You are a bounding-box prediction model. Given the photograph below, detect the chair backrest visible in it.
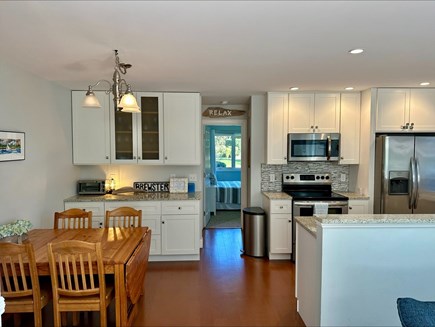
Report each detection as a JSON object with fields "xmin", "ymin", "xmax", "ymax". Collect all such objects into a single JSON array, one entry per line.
[
  {"xmin": 47, "ymin": 240, "xmax": 105, "ymax": 299},
  {"xmin": 54, "ymin": 208, "xmax": 92, "ymax": 229},
  {"xmin": 105, "ymin": 206, "xmax": 142, "ymax": 228},
  {"xmin": 0, "ymin": 243, "xmax": 40, "ymax": 301}
]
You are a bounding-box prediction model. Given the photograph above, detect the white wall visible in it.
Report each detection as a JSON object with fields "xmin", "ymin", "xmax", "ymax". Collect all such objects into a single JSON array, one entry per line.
[
  {"xmin": 249, "ymin": 95, "xmax": 266, "ymax": 206},
  {"xmin": 0, "ymin": 60, "xmax": 79, "ymax": 228}
]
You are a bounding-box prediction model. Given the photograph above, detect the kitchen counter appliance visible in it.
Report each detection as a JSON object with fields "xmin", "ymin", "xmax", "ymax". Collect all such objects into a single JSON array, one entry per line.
[
  {"xmin": 77, "ymin": 180, "xmax": 106, "ymax": 195},
  {"xmin": 282, "ymin": 173, "xmax": 349, "ymax": 261}
]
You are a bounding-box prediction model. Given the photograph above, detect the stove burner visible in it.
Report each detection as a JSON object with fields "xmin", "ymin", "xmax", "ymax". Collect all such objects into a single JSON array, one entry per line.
[{"xmin": 282, "ymin": 173, "xmax": 349, "ymax": 201}]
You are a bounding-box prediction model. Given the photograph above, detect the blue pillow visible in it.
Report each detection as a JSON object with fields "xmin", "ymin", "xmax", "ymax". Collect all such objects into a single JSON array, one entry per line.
[{"xmin": 397, "ymin": 297, "xmax": 435, "ymax": 327}]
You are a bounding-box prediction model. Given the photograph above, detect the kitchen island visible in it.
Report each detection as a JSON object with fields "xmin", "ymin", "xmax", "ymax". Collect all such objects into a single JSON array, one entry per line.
[{"xmin": 296, "ymin": 214, "xmax": 435, "ymax": 327}]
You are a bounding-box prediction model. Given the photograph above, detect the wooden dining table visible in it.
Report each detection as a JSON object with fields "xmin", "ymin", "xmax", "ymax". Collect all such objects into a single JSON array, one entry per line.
[{"xmin": 24, "ymin": 227, "xmax": 151, "ymax": 327}]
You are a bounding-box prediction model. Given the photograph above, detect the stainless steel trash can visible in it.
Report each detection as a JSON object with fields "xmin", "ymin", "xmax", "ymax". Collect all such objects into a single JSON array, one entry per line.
[{"xmin": 242, "ymin": 207, "xmax": 266, "ymax": 257}]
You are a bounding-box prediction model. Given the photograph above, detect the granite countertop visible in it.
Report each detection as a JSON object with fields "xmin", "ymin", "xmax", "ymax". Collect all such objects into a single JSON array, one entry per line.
[
  {"xmin": 296, "ymin": 214, "xmax": 435, "ymax": 238},
  {"xmin": 65, "ymin": 192, "xmax": 202, "ymax": 202},
  {"xmin": 262, "ymin": 192, "xmax": 292, "ymax": 200},
  {"xmin": 335, "ymin": 192, "xmax": 370, "ymax": 200}
]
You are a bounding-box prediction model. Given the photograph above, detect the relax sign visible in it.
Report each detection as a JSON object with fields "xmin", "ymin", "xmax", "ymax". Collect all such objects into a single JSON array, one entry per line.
[{"xmin": 202, "ymin": 107, "xmax": 245, "ymax": 118}]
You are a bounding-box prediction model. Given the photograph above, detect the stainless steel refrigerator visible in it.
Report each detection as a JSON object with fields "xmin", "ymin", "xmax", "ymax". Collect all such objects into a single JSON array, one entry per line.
[{"xmin": 374, "ymin": 134, "xmax": 435, "ymax": 214}]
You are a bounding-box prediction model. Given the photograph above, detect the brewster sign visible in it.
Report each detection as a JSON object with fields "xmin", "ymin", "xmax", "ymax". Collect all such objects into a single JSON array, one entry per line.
[{"xmin": 202, "ymin": 107, "xmax": 245, "ymax": 118}]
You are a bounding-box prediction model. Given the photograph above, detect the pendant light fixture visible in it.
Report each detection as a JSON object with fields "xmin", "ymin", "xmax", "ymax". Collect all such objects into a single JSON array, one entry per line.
[{"xmin": 82, "ymin": 50, "xmax": 141, "ymax": 113}]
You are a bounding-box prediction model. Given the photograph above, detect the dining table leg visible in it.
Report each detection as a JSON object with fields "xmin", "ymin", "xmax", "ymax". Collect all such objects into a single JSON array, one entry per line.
[{"xmin": 114, "ymin": 264, "xmax": 127, "ymax": 326}]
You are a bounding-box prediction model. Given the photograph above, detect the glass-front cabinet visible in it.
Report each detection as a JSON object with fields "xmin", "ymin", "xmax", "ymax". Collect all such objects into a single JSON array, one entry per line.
[{"xmin": 111, "ymin": 92, "xmax": 163, "ymax": 164}]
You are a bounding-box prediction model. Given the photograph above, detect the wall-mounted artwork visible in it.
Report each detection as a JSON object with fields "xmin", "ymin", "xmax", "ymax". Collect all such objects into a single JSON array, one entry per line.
[{"xmin": 0, "ymin": 131, "xmax": 25, "ymax": 162}]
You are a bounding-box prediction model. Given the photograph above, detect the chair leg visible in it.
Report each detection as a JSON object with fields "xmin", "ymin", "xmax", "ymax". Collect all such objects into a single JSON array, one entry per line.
[
  {"xmin": 34, "ymin": 310, "xmax": 43, "ymax": 327},
  {"xmin": 61, "ymin": 312, "xmax": 67, "ymax": 326},
  {"xmin": 54, "ymin": 310, "xmax": 62, "ymax": 327},
  {"xmin": 13, "ymin": 314, "xmax": 21, "ymax": 327},
  {"xmin": 100, "ymin": 308, "xmax": 107, "ymax": 327}
]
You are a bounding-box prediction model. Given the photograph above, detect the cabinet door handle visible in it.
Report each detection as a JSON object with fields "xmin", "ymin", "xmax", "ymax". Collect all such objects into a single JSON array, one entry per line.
[
  {"xmin": 288, "ymin": 220, "xmax": 291, "ymax": 222},
  {"xmin": 315, "ymin": 126, "xmax": 318, "ymax": 129},
  {"xmin": 178, "ymin": 207, "xmax": 182, "ymax": 210},
  {"xmin": 409, "ymin": 122, "xmax": 414, "ymax": 130},
  {"xmin": 138, "ymin": 156, "xmax": 141, "ymax": 160},
  {"xmin": 349, "ymin": 207, "xmax": 353, "ymax": 210},
  {"xmin": 105, "ymin": 156, "xmax": 109, "ymax": 159},
  {"xmin": 165, "ymin": 156, "xmax": 168, "ymax": 160},
  {"xmin": 310, "ymin": 125, "xmax": 314, "ymax": 129},
  {"xmin": 279, "ymin": 206, "xmax": 283, "ymax": 209},
  {"xmin": 162, "ymin": 221, "xmax": 165, "ymax": 224},
  {"xmin": 133, "ymin": 156, "xmax": 136, "ymax": 159},
  {"xmin": 340, "ymin": 156, "xmax": 344, "ymax": 160}
]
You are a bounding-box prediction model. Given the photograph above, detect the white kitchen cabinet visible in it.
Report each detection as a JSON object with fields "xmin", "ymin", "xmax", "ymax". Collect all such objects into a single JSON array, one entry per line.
[
  {"xmin": 161, "ymin": 201, "xmax": 200, "ymax": 255},
  {"xmin": 288, "ymin": 93, "xmax": 340, "ymax": 133},
  {"xmin": 105, "ymin": 201, "xmax": 162, "ymax": 254},
  {"xmin": 376, "ymin": 88, "xmax": 435, "ymax": 132},
  {"xmin": 266, "ymin": 92, "xmax": 289, "ymax": 164},
  {"xmin": 262, "ymin": 196, "xmax": 292, "ymax": 260},
  {"xmin": 339, "ymin": 93, "xmax": 361, "ymax": 165},
  {"xmin": 71, "ymin": 91, "xmax": 111, "ymax": 165},
  {"xmin": 348, "ymin": 199, "xmax": 369, "ymax": 214},
  {"xmin": 111, "ymin": 92, "xmax": 164, "ymax": 164},
  {"xmin": 163, "ymin": 93, "xmax": 201, "ymax": 165},
  {"xmin": 64, "ymin": 201, "xmax": 105, "ymax": 228}
]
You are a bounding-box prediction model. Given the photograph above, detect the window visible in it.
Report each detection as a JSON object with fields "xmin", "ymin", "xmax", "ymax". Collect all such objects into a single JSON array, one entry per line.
[{"xmin": 215, "ymin": 133, "xmax": 241, "ymax": 169}]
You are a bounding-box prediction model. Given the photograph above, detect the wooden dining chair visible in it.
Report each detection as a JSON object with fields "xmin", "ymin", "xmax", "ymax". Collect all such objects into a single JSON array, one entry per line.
[
  {"xmin": 47, "ymin": 240, "xmax": 114, "ymax": 327},
  {"xmin": 54, "ymin": 208, "xmax": 93, "ymax": 229},
  {"xmin": 0, "ymin": 242, "xmax": 51, "ymax": 327},
  {"xmin": 105, "ymin": 206, "xmax": 142, "ymax": 228}
]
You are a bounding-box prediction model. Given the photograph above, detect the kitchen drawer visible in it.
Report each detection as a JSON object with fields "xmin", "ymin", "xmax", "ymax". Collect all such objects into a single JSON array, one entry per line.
[
  {"xmin": 64, "ymin": 201, "xmax": 105, "ymax": 217},
  {"xmin": 142, "ymin": 216, "xmax": 161, "ymax": 234},
  {"xmin": 270, "ymin": 201, "xmax": 292, "ymax": 214},
  {"xmin": 105, "ymin": 201, "xmax": 161, "ymax": 215},
  {"xmin": 162, "ymin": 201, "xmax": 199, "ymax": 215}
]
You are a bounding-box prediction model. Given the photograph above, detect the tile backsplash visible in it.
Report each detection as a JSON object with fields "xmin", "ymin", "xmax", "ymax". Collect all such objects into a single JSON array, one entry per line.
[{"xmin": 261, "ymin": 162, "xmax": 350, "ymax": 192}]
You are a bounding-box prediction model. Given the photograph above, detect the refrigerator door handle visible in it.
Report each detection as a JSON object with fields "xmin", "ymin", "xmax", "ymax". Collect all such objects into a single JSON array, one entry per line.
[
  {"xmin": 409, "ymin": 157, "xmax": 415, "ymax": 210},
  {"xmin": 414, "ymin": 158, "xmax": 420, "ymax": 209}
]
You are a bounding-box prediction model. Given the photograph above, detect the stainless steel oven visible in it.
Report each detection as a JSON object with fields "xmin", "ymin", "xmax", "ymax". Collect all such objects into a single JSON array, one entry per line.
[
  {"xmin": 293, "ymin": 200, "xmax": 348, "ymax": 216},
  {"xmin": 282, "ymin": 173, "xmax": 349, "ymax": 262}
]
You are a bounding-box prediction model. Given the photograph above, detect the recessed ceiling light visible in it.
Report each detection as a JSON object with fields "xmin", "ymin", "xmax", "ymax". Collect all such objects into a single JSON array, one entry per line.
[
  {"xmin": 420, "ymin": 82, "xmax": 430, "ymax": 86},
  {"xmin": 349, "ymin": 48, "xmax": 364, "ymax": 54},
  {"xmin": 345, "ymin": 87, "xmax": 354, "ymax": 90},
  {"xmin": 289, "ymin": 87, "xmax": 299, "ymax": 91}
]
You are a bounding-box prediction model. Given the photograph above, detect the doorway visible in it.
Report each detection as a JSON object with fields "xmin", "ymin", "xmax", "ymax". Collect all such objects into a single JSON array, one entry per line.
[{"xmin": 203, "ymin": 120, "xmax": 247, "ymax": 229}]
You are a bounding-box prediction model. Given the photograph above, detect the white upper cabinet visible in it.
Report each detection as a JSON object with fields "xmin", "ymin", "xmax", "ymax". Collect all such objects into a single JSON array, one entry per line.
[
  {"xmin": 163, "ymin": 93, "xmax": 201, "ymax": 165},
  {"xmin": 376, "ymin": 88, "xmax": 435, "ymax": 132},
  {"xmin": 409, "ymin": 89, "xmax": 435, "ymax": 132},
  {"xmin": 266, "ymin": 92, "xmax": 289, "ymax": 164},
  {"xmin": 288, "ymin": 93, "xmax": 314, "ymax": 133},
  {"xmin": 288, "ymin": 93, "xmax": 340, "ymax": 133},
  {"xmin": 111, "ymin": 92, "xmax": 164, "ymax": 164},
  {"xmin": 340, "ymin": 93, "xmax": 361, "ymax": 165},
  {"xmin": 136, "ymin": 92, "xmax": 164, "ymax": 164},
  {"xmin": 72, "ymin": 91, "xmax": 111, "ymax": 165}
]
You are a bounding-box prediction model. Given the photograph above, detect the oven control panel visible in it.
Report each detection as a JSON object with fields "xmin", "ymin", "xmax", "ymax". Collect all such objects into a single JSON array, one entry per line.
[{"xmin": 283, "ymin": 173, "xmax": 331, "ymax": 184}]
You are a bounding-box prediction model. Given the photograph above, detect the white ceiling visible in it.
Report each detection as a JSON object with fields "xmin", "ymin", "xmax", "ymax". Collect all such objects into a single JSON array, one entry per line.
[{"xmin": 1, "ymin": 1, "xmax": 435, "ymax": 105}]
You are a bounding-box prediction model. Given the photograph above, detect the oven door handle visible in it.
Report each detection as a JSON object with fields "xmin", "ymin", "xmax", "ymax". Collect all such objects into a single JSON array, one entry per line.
[{"xmin": 293, "ymin": 201, "xmax": 348, "ymax": 207}]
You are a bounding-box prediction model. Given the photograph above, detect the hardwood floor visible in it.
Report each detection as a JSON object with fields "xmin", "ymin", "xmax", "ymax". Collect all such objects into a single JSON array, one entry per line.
[
  {"xmin": 136, "ymin": 228, "xmax": 305, "ymax": 326},
  {"xmin": 3, "ymin": 228, "xmax": 304, "ymax": 326}
]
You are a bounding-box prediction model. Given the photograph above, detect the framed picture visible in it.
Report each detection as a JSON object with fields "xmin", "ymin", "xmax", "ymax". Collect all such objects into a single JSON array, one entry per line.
[
  {"xmin": 169, "ymin": 177, "xmax": 188, "ymax": 193},
  {"xmin": 0, "ymin": 131, "xmax": 25, "ymax": 162}
]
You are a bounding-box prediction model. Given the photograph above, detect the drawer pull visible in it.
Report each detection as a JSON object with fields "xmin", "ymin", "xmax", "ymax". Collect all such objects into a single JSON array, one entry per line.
[
  {"xmin": 279, "ymin": 206, "xmax": 283, "ymax": 209},
  {"xmin": 178, "ymin": 207, "xmax": 182, "ymax": 210}
]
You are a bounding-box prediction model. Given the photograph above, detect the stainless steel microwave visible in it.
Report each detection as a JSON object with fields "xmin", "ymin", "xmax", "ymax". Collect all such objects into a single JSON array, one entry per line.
[
  {"xmin": 77, "ymin": 180, "xmax": 106, "ymax": 195},
  {"xmin": 287, "ymin": 133, "xmax": 340, "ymax": 162}
]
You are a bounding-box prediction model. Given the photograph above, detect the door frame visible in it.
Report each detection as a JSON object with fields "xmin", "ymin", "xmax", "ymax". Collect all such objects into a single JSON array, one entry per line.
[{"xmin": 201, "ymin": 118, "xmax": 248, "ymax": 229}]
